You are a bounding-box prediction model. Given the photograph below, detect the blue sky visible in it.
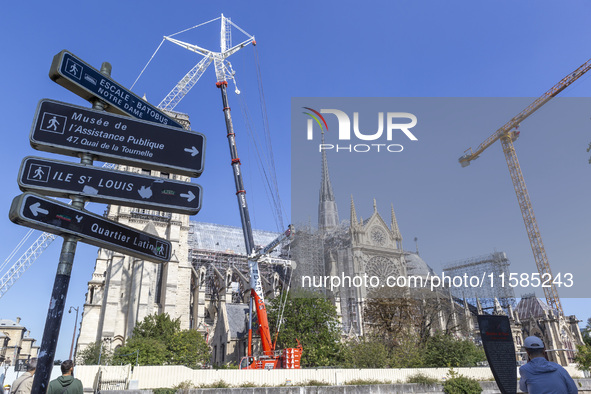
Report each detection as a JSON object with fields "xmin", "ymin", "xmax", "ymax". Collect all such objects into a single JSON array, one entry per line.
[{"xmin": 1, "ymin": 1, "xmax": 590, "ymax": 360}]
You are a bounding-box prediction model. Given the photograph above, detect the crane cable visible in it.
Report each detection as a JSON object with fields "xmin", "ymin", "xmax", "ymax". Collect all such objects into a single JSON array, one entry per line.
[
  {"xmin": 130, "ymin": 17, "xmax": 221, "ymax": 91},
  {"xmin": 0, "ymin": 229, "xmax": 34, "ymax": 273},
  {"xmin": 253, "ymin": 45, "xmax": 286, "ymax": 225},
  {"xmin": 236, "ymin": 92, "xmax": 284, "ymax": 232}
]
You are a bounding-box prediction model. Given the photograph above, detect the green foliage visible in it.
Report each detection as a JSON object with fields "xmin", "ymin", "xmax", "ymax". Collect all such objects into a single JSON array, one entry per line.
[
  {"xmin": 152, "ymin": 389, "xmax": 175, "ymax": 394},
  {"xmin": 407, "ymin": 373, "xmax": 439, "ymax": 385},
  {"xmin": 77, "ymin": 341, "xmax": 112, "ymax": 365},
  {"xmin": 345, "ymin": 379, "xmax": 389, "ymax": 385},
  {"xmin": 423, "ymin": 334, "xmax": 486, "ymax": 368},
  {"xmin": 199, "ymin": 380, "xmax": 230, "ymax": 388},
  {"xmin": 304, "ymin": 380, "xmax": 330, "ymax": 386},
  {"xmin": 112, "ymin": 313, "xmax": 210, "ymax": 367},
  {"xmin": 575, "ymin": 343, "xmax": 591, "ymax": 371},
  {"xmin": 173, "ymin": 380, "xmax": 196, "ymax": 389},
  {"xmin": 238, "ymin": 382, "xmax": 268, "ymax": 387},
  {"xmin": 390, "ymin": 331, "xmax": 424, "ymax": 368},
  {"xmin": 443, "ymin": 369, "xmax": 482, "ymax": 394},
  {"xmin": 267, "ymin": 290, "xmax": 345, "ymax": 367},
  {"xmin": 342, "ymin": 337, "xmax": 391, "ymax": 368},
  {"xmin": 169, "ymin": 329, "xmax": 211, "ymax": 367},
  {"xmin": 582, "ymin": 318, "xmax": 591, "ymax": 346}
]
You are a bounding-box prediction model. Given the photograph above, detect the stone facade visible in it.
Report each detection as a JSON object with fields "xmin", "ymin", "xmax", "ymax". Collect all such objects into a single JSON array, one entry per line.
[
  {"xmin": 0, "ymin": 318, "xmax": 38, "ymax": 365},
  {"xmin": 76, "ymin": 187, "xmax": 193, "ymax": 355}
]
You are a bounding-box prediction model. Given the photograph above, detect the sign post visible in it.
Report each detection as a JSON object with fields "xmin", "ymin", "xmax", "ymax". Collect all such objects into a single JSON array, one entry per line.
[
  {"xmin": 49, "ymin": 50, "xmax": 184, "ymax": 129},
  {"xmin": 24, "ymin": 52, "xmax": 204, "ymax": 392},
  {"xmin": 477, "ymin": 315, "xmax": 517, "ymax": 394},
  {"xmin": 30, "ymin": 99, "xmax": 206, "ymax": 177},
  {"xmin": 18, "ymin": 156, "xmax": 203, "ymax": 215},
  {"xmin": 10, "ymin": 193, "xmax": 172, "ymax": 262}
]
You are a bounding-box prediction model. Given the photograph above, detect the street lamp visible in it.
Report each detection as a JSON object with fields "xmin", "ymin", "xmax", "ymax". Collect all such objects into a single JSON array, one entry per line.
[{"xmin": 68, "ymin": 306, "xmax": 79, "ymax": 361}]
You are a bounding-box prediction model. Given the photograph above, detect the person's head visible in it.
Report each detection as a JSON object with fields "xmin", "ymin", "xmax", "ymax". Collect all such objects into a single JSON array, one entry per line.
[
  {"xmin": 60, "ymin": 360, "xmax": 74, "ymax": 375},
  {"xmin": 524, "ymin": 336, "xmax": 545, "ymax": 359},
  {"xmin": 26, "ymin": 358, "xmax": 37, "ymax": 373}
]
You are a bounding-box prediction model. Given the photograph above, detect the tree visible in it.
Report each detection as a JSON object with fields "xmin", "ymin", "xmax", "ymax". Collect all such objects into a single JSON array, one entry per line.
[
  {"xmin": 342, "ymin": 337, "xmax": 391, "ymax": 368},
  {"xmin": 582, "ymin": 317, "xmax": 591, "ymax": 346},
  {"xmin": 267, "ymin": 290, "xmax": 345, "ymax": 367},
  {"xmin": 77, "ymin": 341, "xmax": 112, "ymax": 365},
  {"xmin": 390, "ymin": 330, "xmax": 424, "ymax": 368},
  {"xmin": 112, "ymin": 313, "xmax": 210, "ymax": 368},
  {"xmin": 364, "ymin": 287, "xmax": 464, "ymax": 350},
  {"xmin": 423, "ymin": 334, "xmax": 486, "ymax": 368},
  {"xmin": 574, "ymin": 343, "xmax": 591, "ymax": 372},
  {"xmin": 575, "ymin": 318, "xmax": 591, "ymax": 372}
]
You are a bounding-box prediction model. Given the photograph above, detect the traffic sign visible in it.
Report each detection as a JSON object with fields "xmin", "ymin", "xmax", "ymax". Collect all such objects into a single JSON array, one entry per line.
[
  {"xmin": 30, "ymin": 99, "xmax": 205, "ymax": 177},
  {"xmin": 9, "ymin": 193, "xmax": 171, "ymax": 263},
  {"xmin": 49, "ymin": 50, "xmax": 184, "ymax": 129},
  {"xmin": 18, "ymin": 157, "xmax": 203, "ymax": 215}
]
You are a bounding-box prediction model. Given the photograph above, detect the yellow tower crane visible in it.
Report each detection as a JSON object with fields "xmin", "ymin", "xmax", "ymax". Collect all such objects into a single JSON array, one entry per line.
[{"xmin": 459, "ymin": 57, "xmax": 591, "ymax": 316}]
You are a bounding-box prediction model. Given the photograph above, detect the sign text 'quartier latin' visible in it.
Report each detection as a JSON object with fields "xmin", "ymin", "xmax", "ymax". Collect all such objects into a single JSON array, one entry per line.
[
  {"xmin": 9, "ymin": 193, "xmax": 171, "ymax": 263},
  {"xmin": 30, "ymin": 99, "xmax": 205, "ymax": 177}
]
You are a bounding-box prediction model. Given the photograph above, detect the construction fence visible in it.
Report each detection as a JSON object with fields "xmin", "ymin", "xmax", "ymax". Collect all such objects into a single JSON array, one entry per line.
[{"xmin": 74, "ymin": 365, "xmax": 587, "ymax": 390}]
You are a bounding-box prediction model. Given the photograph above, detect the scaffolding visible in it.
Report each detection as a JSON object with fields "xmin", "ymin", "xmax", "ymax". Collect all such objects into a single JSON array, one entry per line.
[
  {"xmin": 288, "ymin": 223, "xmax": 326, "ymax": 292},
  {"xmin": 188, "ymin": 222, "xmax": 292, "ymax": 302},
  {"xmin": 443, "ymin": 251, "xmax": 516, "ymax": 313}
]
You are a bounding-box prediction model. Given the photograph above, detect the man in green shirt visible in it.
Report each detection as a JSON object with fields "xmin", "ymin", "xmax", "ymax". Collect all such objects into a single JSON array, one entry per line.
[{"xmin": 47, "ymin": 360, "xmax": 83, "ymax": 394}]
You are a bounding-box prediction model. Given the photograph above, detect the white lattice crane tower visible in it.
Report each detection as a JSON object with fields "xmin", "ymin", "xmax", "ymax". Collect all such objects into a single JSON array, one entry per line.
[
  {"xmin": 459, "ymin": 57, "xmax": 591, "ymax": 316},
  {"xmin": 158, "ymin": 14, "xmax": 255, "ymax": 111}
]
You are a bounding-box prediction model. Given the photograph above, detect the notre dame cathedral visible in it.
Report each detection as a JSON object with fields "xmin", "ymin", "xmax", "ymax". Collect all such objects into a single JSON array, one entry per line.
[{"xmin": 76, "ymin": 114, "xmax": 584, "ymax": 367}]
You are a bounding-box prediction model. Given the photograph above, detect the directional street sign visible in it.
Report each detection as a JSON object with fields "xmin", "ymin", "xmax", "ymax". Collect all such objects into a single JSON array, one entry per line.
[
  {"xmin": 9, "ymin": 193, "xmax": 171, "ymax": 263},
  {"xmin": 49, "ymin": 50, "xmax": 184, "ymax": 129},
  {"xmin": 18, "ymin": 157, "xmax": 203, "ymax": 215},
  {"xmin": 30, "ymin": 99, "xmax": 206, "ymax": 177}
]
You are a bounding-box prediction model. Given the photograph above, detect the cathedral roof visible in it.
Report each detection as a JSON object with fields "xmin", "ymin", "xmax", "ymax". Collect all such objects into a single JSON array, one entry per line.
[
  {"xmin": 226, "ymin": 303, "xmax": 249, "ymax": 339},
  {"xmin": 188, "ymin": 221, "xmax": 281, "ymax": 256},
  {"xmin": 515, "ymin": 295, "xmax": 554, "ymax": 320},
  {"xmin": 405, "ymin": 252, "xmax": 435, "ymax": 277}
]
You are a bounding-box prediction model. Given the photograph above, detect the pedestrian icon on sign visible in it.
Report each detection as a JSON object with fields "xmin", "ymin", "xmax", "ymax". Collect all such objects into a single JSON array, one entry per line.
[
  {"xmin": 40, "ymin": 112, "xmax": 67, "ymax": 134},
  {"xmin": 154, "ymin": 242, "xmax": 168, "ymax": 258},
  {"xmin": 26, "ymin": 164, "xmax": 50, "ymax": 183},
  {"xmin": 64, "ymin": 58, "xmax": 83, "ymax": 80},
  {"xmin": 34, "ymin": 167, "xmax": 45, "ymax": 179},
  {"xmin": 47, "ymin": 116, "xmax": 60, "ymax": 131}
]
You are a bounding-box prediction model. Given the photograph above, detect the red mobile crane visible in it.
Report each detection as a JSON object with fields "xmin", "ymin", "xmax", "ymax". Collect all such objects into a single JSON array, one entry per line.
[
  {"xmin": 216, "ymin": 61, "xmax": 302, "ymax": 372},
  {"xmin": 160, "ymin": 15, "xmax": 302, "ymax": 369}
]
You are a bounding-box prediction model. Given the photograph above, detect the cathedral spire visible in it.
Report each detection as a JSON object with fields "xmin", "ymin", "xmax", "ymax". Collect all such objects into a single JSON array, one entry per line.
[
  {"xmin": 318, "ymin": 131, "xmax": 339, "ymax": 232},
  {"xmin": 350, "ymin": 195, "xmax": 358, "ymax": 226},
  {"xmin": 390, "ymin": 203, "xmax": 402, "ymax": 248}
]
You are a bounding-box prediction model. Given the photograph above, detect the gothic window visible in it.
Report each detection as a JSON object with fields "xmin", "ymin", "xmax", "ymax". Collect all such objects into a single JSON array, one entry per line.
[
  {"xmin": 365, "ymin": 256, "xmax": 400, "ymax": 281},
  {"xmin": 370, "ymin": 227, "xmax": 387, "ymax": 246}
]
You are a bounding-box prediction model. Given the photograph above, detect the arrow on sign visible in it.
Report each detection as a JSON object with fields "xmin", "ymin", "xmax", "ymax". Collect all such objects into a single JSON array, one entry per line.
[
  {"xmin": 180, "ymin": 190, "xmax": 196, "ymax": 202},
  {"xmin": 184, "ymin": 146, "xmax": 200, "ymax": 156},
  {"xmin": 29, "ymin": 202, "xmax": 49, "ymax": 217}
]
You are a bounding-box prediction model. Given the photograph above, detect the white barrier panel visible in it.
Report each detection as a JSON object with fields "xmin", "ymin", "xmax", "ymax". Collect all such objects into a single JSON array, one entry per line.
[
  {"xmin": 74, "ymin": 365, "xmax": 586, "ymax": 390},
  {"xmin": 131, "ymin": 366, "xmax": 496, "ymax": 389}
]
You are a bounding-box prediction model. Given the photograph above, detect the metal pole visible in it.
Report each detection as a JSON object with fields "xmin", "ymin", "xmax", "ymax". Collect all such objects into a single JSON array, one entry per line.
[
  {"xmin": 31, "ymin": 62, "xmax": 110, "ymax": 393},
  {"xmin": 68, "ymin": 306, "xmax": 79, "ymax": 361},
  {"xmin": 216, "ymin": 81, "xmax": 274, "ymax": 357}
]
